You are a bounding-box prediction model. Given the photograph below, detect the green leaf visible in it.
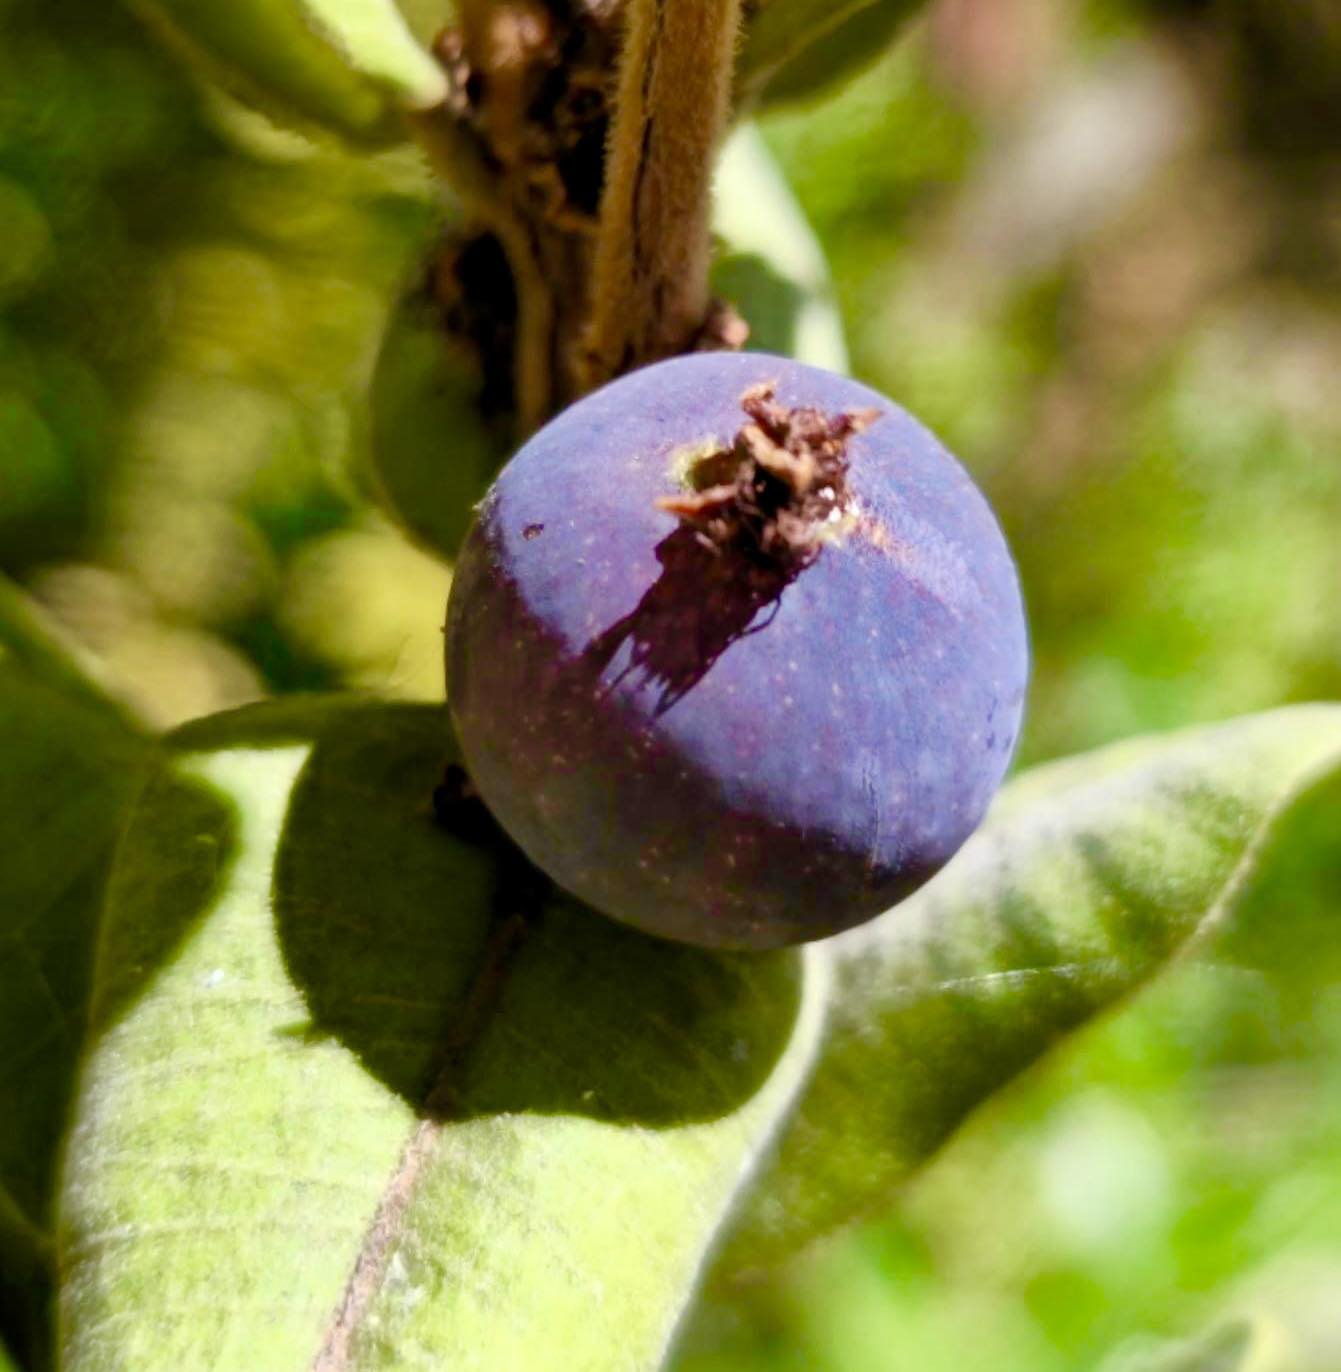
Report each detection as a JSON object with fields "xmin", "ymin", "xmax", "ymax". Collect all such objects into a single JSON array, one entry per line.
[
  {"xmin": 36, "ymin": 691, "xmax": 1341, "ymax": 1364},
  {"xmin": 712, "ymin": 125, "xmax": 848, "ymax": 373},
  {"xmin": 736, "ymin": 0, "xmax": 928, "ymax": 112},
  {"xmin": 126, "ymin": 0, "xmax": 447, "ymax": 143},
  {"xmin": 57, "ymin": 700, "xmax": 828, "ymax": 1371},
  {"xmin": 0, "ymin": 579, "xmax": 136, "ymax": 729},
  {"xmin": 0, "ymin": 587, "xmax": 156, "ymax": 1370},
  {"xmin": 0, "ymin": 673, "xmax": 146, "ymax": 1236},
  {"xmin": 1102, "ymin": 1317, "xmax": 1293, "ymax": 1372},
  {"xmin": 715, "ymin": 704, "xmax": 1341, "ymax": 1276}
]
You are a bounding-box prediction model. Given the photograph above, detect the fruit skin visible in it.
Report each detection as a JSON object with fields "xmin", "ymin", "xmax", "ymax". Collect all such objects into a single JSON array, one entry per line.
[{"xmin": 446, "ymin": 351, "xmax": 1028, "ymax": 949}]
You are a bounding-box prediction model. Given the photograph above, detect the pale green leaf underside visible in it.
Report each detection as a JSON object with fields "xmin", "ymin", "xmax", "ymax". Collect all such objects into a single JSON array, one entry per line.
[
  {"xmin": 57, "ymin": 704, "xmax": 828, "ymax": 1372},
  {"xmin": 127, "ymin": 0, "xmax": 446, "ymax": 142},
  {"xmin": 716, "ymin": 704, "xmax": 1341, "ymax": 1275},
  {"xmin": 39, "ymin": 695, "xmax": 1341, "ymax": 1369}
]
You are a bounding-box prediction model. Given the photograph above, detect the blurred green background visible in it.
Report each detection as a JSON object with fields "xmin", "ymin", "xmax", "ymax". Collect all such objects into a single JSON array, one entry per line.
[{"xmin": 2, "ymin": 0, "xmax": 1339, "ymax": 1366}]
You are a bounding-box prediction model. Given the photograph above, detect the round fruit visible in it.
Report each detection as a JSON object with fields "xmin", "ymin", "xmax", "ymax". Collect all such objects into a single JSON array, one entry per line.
[{"xmin": 445, "ymin": 352, "xmax": 1028, "ymax": 949}]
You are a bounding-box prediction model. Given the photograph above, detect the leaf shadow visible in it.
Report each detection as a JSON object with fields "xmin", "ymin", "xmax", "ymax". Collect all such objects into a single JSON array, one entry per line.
[
  {"xmin": 269, "ymin": 704, "xmax": 804, "ymax": 1127},
  {"xmin": 0, "ymin": 677, "xmax": 146, "ymax": 1233},
  {"xmin": 90, "ymin": 765, "xmax": 238, "ymax": 1037}
]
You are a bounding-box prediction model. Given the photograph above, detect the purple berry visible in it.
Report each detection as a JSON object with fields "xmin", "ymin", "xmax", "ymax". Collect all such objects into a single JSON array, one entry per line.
[{"xmin": 446, "ymin": 352, "xmax": 1028, "ymax": 948}]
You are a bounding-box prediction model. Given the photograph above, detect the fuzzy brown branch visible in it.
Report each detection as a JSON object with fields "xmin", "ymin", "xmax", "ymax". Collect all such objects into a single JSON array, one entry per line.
[
  {"xmin": 407, "ymin": 0, "xmax": 742, "ymax": 437},
  {"xmin": 411, "ymin": 1, "xmax": 626, "ymax": 433},
  {"xmin": 581, "ymin": 0, "xmax": 745, "ymax": 390}
]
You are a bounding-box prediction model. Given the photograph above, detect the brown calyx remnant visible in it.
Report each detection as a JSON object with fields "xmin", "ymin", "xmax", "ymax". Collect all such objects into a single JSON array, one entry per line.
[
  {"xmin": 659, "ymin": 382, "xmax": 880, "ymax": 569},
  {"xmin": 579, "ymin": 385, "xmax": 878, "ymax": 714}
]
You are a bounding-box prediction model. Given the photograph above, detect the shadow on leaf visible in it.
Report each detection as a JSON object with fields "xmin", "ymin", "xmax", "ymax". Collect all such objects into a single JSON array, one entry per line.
[
  {"xmin": 259, "ymin": 704, "xmax": 802, "ymax": 1126},
  {"xmin": 90, "ymin": 765, "xmax": 238, "ymax": 1035}
]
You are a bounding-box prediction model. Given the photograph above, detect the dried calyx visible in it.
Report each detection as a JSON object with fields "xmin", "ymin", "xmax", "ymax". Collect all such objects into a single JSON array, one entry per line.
[{"xmin": 659, "ymin": 382, "xmax": 879, "ymax": 569}]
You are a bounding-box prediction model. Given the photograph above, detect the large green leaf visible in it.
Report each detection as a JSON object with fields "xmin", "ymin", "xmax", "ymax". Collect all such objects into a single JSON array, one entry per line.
[
  {"xmin": 714, "ymin": 705, "xmax": 1341, "ymax": 1277},
  {"xmin": 126, "ymin": 0, "xmax": 447, "ymax": 143},
  {"xmin": 0, "ymin": 585, "xmax": 156, "ymax": 1370},
  {"xmin": 736, "ymin": 0, "xmax": 929, "ymax": 112},
  {"xmin": 57, "ymin": 701, "xmax": 828, "ymax": 1371},
  {"xmin": 31, "ymin": 693, "xmax": 1341, "ymax": 1368}
]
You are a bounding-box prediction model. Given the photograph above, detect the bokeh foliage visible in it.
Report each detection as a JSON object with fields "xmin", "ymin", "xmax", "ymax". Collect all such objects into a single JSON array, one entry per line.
[{"xmin": 2, "ymin": 0, "xmax": 1339, "ymax": 1367}]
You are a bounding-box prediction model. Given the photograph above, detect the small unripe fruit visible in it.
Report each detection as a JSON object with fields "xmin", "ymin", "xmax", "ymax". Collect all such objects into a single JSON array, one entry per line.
[
  {"xmin": 366, "ymin": 260, "xmax": 513, "ymax": 561},
  {"xmin": 446, "ymin": 352, "xmax": 1028, "ymax": 948}
]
